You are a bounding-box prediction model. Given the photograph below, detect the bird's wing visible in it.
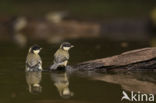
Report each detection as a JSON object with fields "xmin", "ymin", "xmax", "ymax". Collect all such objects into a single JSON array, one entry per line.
[
  {"xmin": 54, "ymin": 54, "xmax": 68, "ymax": 63},
  {"xmin": 26, "ymin": 59, "xmax": 42, "ymax": 68}
]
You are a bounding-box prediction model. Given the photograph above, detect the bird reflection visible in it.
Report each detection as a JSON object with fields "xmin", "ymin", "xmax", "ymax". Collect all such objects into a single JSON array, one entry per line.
[
  {"xmin": 50, "ymin": 70, "xmax": 74, "ymax": 99},
  {"xmin": 26, "ymin": 71, "xmax": 42, "ymax": 94}
]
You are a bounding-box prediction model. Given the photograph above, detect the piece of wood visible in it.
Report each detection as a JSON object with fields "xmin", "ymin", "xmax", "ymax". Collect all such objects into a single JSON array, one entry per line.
[{"xmin": 73, "ymin": 47, "xmax": 156, "ymax": 71}]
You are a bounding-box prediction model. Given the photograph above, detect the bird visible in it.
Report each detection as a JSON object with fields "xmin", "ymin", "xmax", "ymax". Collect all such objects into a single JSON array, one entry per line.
[
  {"xmin": 26, "ymin": 45, "xmax": 42, "ymax": 72},
  {"xmin": 50, "ymin": 42, "xmax": 74, "ymax": 70}
]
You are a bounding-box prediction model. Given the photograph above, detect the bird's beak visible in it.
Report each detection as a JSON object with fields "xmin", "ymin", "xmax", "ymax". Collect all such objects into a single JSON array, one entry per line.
[
  {"xmin": 40, "ymin": 48, "xmax": 43, "ymax": 50},
  {"xmin": 71, "ymin": 45, "xmax": 74, "ymax": 48}
]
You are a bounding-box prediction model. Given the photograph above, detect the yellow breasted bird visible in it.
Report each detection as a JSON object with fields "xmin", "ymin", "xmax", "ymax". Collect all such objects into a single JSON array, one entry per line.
[
  {"xmin": 26, "ymin": 45, "xmax": 42, "ymax": 72},
  {"xmin": 50, "ymin": 42, "xmax": 74, "ymax": 70}
]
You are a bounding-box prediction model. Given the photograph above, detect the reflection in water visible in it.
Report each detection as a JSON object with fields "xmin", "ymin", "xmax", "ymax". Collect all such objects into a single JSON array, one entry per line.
[
  {"xmin": 93, "ymin": 71, "xmax": 156, "ymax": 94},
  {"xmin": 50, "ymin": 70, "xmax": 74, "ymax": 99},
  {"xmin": 26, "ymin": 71, "xmax": 42, "ymax": 94}
]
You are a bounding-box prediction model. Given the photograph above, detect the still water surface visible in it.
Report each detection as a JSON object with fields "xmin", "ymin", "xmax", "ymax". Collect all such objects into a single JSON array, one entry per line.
[{"xmin": 0, "ymin": 38, "xmax": 155, "ymax": 103}]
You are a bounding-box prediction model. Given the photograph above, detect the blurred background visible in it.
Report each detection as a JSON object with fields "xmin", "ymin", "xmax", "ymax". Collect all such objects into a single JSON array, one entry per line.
[
  {"xmin": 0, "ymin": 1, "xmax": 156, "ymax": 103},
  {"xmin": 0, "ymin": 0, "xmax": 156, "ymax": 47}
]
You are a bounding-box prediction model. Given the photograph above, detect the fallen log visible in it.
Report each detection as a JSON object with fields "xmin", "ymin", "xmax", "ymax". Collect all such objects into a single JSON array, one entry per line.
[{"xmin": 73, "ymin": 47, "xmax": 156, "ymax": 71}]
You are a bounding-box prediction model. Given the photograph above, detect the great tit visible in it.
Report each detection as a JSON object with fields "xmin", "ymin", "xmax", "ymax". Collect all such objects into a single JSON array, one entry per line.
[
  {"xmin": 26, "ymin": 45, "xmax": 42, "ymax": 72},
  {"xmin": 50, "ymin": 42, "xmax": 74, "ymax": 70}
]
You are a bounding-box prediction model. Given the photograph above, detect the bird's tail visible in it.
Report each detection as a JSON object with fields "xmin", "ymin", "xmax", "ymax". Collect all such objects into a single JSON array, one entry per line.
[{"xmin": 50, "ymin": 63, "xmax": 59, "ymax": 70}]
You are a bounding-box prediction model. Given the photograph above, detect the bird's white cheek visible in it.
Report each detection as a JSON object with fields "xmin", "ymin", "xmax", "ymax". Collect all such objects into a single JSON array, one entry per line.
[
  {"xmin": 34, "ymin": 50, "xmax": 40, "ymax": 54},
  {"xmin": 63, "ymin": 47, "xmax": 70, "ymax": 51}
]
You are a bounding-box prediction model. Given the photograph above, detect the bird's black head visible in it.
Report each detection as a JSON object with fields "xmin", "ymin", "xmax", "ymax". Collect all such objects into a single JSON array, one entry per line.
[
  {"xmin": 29, "ymin": 45, "xmax": 42, "ymax": 54},
  {"xmin": 60, "ymin": 42, "xmax": 74, "ymax": 51}
]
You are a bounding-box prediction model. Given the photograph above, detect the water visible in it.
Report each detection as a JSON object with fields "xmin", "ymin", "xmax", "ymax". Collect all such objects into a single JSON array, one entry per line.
[{"xmin": 0, "ymin": 38, "xmax": 155, "ymax": 103}]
